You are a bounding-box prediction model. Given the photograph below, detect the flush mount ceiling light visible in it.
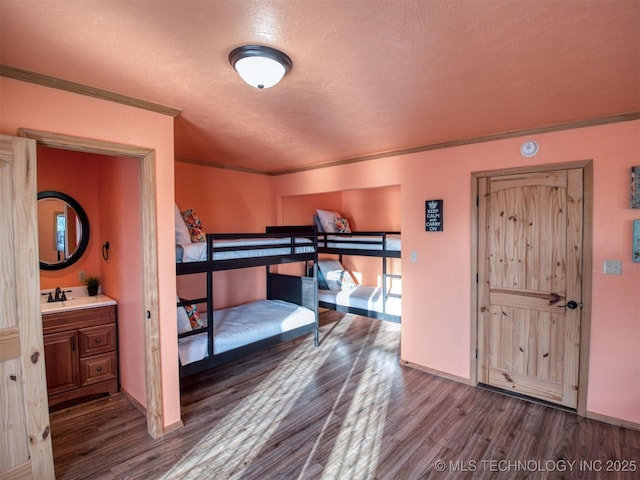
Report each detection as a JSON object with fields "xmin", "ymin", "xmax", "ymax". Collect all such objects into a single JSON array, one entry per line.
[{"xmin": 229, "ymin": 45, "xmax": 292, "ymax": 89}]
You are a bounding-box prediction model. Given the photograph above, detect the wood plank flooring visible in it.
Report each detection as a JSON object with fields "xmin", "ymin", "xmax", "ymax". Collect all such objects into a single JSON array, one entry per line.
[{"xmin": 50, "ymin": 311, "xmax": 640, "ymax": 479}]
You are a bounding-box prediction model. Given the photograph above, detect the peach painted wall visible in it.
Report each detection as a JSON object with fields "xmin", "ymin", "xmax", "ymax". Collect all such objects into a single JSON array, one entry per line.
[
  {"xmin": 1, "ymin": 77, "xmax": 180, "ymax": 429},
  {"xmin": 97, "ymin": 155, "xmax": 144, "ymax": 404},
  {"xmin": 342, "ymin": 185, "xmax": 401, "ymax": 231},
  {"xmin": 37, "ymin": 147, "xmax": 102, "ymax": 289},
  {"xmin": 281, "ymin": 191, "xmax": 342, "ymax": 225},
  {"xmin": 274, "ymin": 120, "xmax": 640, "ymax": 426},
  {"xmin": 174, "ymin": 161, "xmax": 276, "ymax": 309}
]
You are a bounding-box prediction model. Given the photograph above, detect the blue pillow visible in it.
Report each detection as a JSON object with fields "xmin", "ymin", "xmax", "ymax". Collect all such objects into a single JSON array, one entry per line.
[{"xmin": 317, "ymin": 266, "xmax": 330, "ymax": 290}]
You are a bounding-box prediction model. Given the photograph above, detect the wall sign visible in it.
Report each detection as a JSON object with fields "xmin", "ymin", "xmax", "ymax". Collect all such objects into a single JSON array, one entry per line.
[
  {"xmin": 425, "ymin": 199, "xmax": 443, "ymax": 232},
  {"xmin": 631, "ymin": 166, "xmax": 640, "ymax": 209},
  {"xmin": 633, "ymin": 219, "xmax": 640, "ymax": 263}
]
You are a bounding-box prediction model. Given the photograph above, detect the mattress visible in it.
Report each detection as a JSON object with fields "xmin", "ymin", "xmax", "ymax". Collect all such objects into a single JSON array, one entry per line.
[
  {"xmin": 318, "ymin": 285, "xmax": 401, "ymax": 316},
  {"xmin": 178, "ymin": 299, "xmax": 315, "ymax": 365},
  {"xmin": 318, "ymin": 234, "xmax": 401, "ymax": 252},
  {"xmin": 176, "ymin": 237, "xmax": 315, "ymax": 263}
]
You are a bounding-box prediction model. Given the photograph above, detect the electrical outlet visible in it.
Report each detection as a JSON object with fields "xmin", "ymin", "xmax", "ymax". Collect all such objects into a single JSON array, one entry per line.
[
  {"xmin": 78, "ymin": 270, "xmax": 86, "ymax": 282},
  {"xmin": 603, "ymin": 260, "xmax": 622, "ymax": 275}
]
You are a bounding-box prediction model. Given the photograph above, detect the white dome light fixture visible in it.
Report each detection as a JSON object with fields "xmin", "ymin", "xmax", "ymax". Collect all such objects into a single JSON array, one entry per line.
[{"xmin": 229, "ymin": 45, "xmax": 292, "ymax": 89}]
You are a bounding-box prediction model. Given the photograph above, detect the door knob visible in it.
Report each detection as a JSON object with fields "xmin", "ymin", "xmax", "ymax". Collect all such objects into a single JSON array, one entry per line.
[{"xmin": 557, "ymin": 300, "xmax": 579, "ymax": 309}]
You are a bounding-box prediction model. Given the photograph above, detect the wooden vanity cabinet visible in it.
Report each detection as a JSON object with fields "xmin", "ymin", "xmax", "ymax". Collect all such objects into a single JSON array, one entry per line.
[{"xmin": 42, "ymin": 305, "xmax": 118, "ymax": 407}]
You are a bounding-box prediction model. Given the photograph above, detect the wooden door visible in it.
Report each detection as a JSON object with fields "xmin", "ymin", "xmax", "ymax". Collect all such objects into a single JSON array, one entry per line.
[
  {"xmin": 478, "ymin": 168, "xmax": 583, "ymax": 408},
  {"xmin": 0, "ymin": 135, "xmax": 55, "ymax": 478}
]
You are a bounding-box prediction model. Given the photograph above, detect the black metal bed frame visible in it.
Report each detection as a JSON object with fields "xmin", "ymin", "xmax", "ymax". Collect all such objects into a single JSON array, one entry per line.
[
  {"xmin": 316, "ymin": 231, "xmax": 402, "ymax": 323},
  {"xmin": 177, "ymin": 225, "xmax": 318, "ymax": 378}
]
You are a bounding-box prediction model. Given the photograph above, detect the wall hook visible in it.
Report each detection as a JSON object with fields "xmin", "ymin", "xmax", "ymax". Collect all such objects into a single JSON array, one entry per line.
[{"xmin": 102, "ymin": 241, "xmax": 110, "ymax": 261}]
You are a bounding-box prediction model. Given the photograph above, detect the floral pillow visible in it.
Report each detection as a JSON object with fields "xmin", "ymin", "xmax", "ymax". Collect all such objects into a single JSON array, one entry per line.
[
  {"xmin": 181, "ymin": 209, "xmax": 206, "ymax": 243},
  {"xmin": 316, "ymin": 209, "xmax": 342, "ymax": 233},
  {"xmin": 175, "ymin": 204, "xmax": 192, "ymax": 244},
  {"xmin": 184, "ymin": 303, "xmax": 205, "ymax": 329},
  {"xmin": 332, "ymin": 217, "xmax": 351, "ymax": 233},
  {"xmin": 339, "ymin": 269, "xmax": 358, "ymax": 290},
  {"xmin": 317, "ymin": 260, "xmax": 358, "ymax": 291}
]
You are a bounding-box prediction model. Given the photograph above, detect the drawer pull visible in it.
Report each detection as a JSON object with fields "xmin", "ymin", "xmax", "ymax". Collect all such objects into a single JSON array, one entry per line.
[
  {"xmin": 95, "ymin": 338, "xmax": 101, "ymax": 344},
  {"xmin": 96, "ymin": 367, "xmax": 102, "ymax": 372}
]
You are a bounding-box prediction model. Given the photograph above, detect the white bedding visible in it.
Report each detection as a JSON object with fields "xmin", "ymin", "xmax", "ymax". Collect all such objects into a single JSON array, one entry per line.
[
  {"xmin": 318, "ymin": 234, "xmax": 401, "ymax": 252},
  {"xmin": 176, "ymin": 237, "xmax": 315, "ymax": 263},
  {"xmin": 318, "ymin": 286, "xmax": 401, "ymax": 317},
  {"xmin": 178, "ymin": 299, "xmax": 315, "ymax": 365}
]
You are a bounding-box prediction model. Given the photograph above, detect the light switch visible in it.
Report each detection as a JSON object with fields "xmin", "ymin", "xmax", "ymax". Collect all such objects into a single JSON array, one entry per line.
[
  {"xmin": 410, "ymin": 251, "xmax": 418, "ymax": 263},
  {"xmin": 603, "ymin": 260, "xmax": 622, "ymax": 275}
]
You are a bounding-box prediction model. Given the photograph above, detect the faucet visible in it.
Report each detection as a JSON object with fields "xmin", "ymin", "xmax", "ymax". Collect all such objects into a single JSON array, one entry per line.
[{"xmin": 44, "ymin": 287, "xmax": 69, "ymax": 303}]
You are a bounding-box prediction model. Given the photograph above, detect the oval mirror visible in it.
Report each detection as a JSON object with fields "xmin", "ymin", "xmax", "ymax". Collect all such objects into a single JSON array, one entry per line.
[{"xmin": 37, "ymin": 191, "xmax": 90, "ymax": 270}]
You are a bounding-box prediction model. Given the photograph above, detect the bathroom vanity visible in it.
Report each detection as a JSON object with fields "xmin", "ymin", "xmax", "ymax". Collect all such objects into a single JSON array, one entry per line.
[{"xmin": 41, "ymin": 294, "xmax": 118, "ymax": 407}]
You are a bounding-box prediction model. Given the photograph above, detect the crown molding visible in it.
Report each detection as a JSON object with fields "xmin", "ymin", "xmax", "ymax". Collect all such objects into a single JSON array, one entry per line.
[
  {"xmin": 271, "ymin": 112, "xmax": 640, "ymax": 175},
  {"xmin": 1, "ymin": 64, "xmax": 181, "ymax": 118}
]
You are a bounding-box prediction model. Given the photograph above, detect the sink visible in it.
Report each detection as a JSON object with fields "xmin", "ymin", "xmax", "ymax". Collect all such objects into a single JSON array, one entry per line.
[{"xmin": 41, "ymin": 293, "xmax": 116, "ymax": 314}]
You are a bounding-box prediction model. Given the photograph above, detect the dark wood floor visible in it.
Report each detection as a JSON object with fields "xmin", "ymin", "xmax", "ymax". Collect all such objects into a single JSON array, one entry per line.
[{"xmin": 50, "ymin": 311, "xmax": 640, "ymax": 479}]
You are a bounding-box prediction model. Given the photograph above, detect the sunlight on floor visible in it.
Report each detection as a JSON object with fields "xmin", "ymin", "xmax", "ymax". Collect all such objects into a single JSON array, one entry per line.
[
  {"xmin": 161, "ymin": 329, "xmax": 338, "ymax": 478},
  {"xmin": 298, "ymin": 321, "xmax": 395, "ymax": 479},
  {"xmin": 160, "ymin": 318, "xmax": 399, "ymax": 479},
  {"xmin": 318, "ymin": 338, "xmax": 394, "ymax": 478}
]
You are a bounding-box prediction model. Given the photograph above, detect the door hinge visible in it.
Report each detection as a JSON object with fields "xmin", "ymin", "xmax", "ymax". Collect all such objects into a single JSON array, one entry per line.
[
  {"xmin": 475, "ymin": 348, "xmax": 478, "ymax": 359},
  {"xmin": 476, "ymin": 196, "xmax": 479, "ymax": 207},
  {"xmin": 476, "ymin": 273, "xmax": 479, "ymax": 283}
]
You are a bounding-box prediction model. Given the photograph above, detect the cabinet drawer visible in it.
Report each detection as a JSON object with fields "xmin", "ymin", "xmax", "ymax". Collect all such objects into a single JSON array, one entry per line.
[
  {"xmin": 80, "ymin": 352, "xmax": 117, "ymax": 386},
  {"xmin": 79, "ymin": 324, "xmax": 116, "ymax": 357}
]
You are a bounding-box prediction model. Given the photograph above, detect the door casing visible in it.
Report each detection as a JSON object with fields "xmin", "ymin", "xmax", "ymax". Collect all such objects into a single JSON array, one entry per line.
[
  {"xmin": 19, "ymin": 129, "xmax": 164, "ymax": 439},
  {"xmin": 470, "ymin": 160, "xmax": 593, "ymax": 415}
]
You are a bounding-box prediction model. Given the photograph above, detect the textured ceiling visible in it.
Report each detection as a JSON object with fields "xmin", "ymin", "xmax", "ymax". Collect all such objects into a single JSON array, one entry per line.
[{"xmin": 1, "ymin": 0, "xmax": 639, "ymax": 174}]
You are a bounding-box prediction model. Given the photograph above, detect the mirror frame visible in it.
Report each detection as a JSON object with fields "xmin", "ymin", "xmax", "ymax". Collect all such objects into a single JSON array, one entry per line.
[{"xmin": 38, "ymin": 190, "xmax": 90, "ymax": 270}]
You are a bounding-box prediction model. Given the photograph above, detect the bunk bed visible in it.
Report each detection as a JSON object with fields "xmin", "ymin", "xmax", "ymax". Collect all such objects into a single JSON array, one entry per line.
[
  {"xmin": 313, "ymin": 209, "xmax": 402, "ymax": 322},
  {"xmin": 176, "ymin": 222, "xmax": 319, "ymax": 378}
]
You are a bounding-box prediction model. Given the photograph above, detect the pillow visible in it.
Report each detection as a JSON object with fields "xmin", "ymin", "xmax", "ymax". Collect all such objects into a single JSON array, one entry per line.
[
  {"xmin": 313, "ymin": 215, "xmax": 324, "ymax": 233},
  {"xmin": 340, "ymin": 269, "xmax": 358, "ymax": 290},
  {"xmin": 184, "ymin": 303, "xmax": 205, "ymax": 329},
  {"xmin": 176, "ymin": 297, "xmax": 192, "ymax": 334},
  {"xmin": 316, "ymin": 209, "xmax": 342, "ymax": 233},
  {"xmin": 181, "ymin": 209, "xmax": 206, "ymax": 243},
  {"xmin": 175, "ymin": 204, "xmax": 192, "ymax": 244},
  {"xmin": 332, "ymin": 217, "xmax": 351, "ymax": 233},
  {"xmin": 317, "ymin": 260, "xmax": 358, "ymax": 291},
  {"xmin": 317, "ymin": 267, "xmax": 330, "ymax": 290}
]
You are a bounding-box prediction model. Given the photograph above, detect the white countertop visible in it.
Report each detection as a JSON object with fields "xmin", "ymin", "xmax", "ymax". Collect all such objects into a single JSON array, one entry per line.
[{"xmin": 40, "ymin": 287, "xmax": 116, "ymax": 314}]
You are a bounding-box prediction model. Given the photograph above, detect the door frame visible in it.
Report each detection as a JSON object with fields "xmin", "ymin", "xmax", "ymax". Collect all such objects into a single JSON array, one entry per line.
[
  {"xmin": 18, "ymin": 128, "xmax": 164, "ymax": 439},
  {"xmin": 470, "ymin": 160, "xmax": 593, "ymax": 416}
]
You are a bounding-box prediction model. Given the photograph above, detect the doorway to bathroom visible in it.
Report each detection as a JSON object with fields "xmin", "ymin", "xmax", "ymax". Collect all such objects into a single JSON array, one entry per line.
[{"xmin": 20, "ymin": 129, "xmax": 164, "ymax": 438}]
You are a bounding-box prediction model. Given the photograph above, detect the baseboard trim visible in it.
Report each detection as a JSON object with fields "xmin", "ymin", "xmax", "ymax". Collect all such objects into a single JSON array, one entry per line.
[
  {"xmin": 163, "ymin": 419, "xmax": 185, "ymax": 435},
  {"xmin": 586, "ymin": 410, "xmax": 640, "ymax": 432},
  {"xmin": 400, "ymin": 359, "xmax": 473, "ymax": 385},
  {"xmin": 120, "ymin": 388, "xmax": 184, "ymax": 435},
  {"xmin": 120, "ymin": 387, "xmax": 146, "ymax": 416}
]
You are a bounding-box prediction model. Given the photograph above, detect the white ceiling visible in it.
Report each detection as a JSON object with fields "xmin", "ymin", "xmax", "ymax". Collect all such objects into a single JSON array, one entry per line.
[{"xmin": 1, "ymin": 0, "xmax": 639, "ymax": 174}]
